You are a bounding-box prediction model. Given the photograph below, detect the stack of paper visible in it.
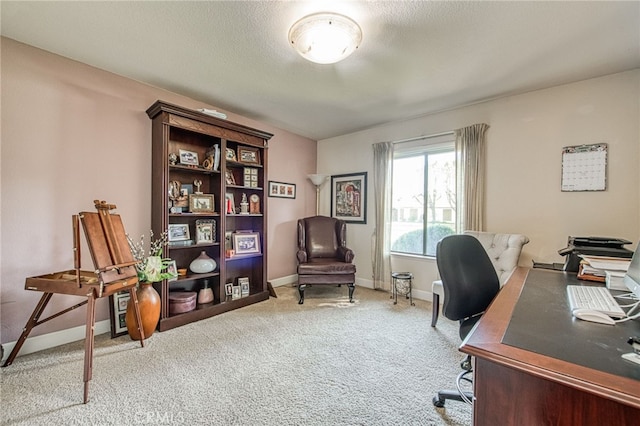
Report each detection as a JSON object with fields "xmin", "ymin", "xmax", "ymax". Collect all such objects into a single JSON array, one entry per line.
[{"xmin": 578, "ymin": 255, "xmax": 631, "ymax": 287}]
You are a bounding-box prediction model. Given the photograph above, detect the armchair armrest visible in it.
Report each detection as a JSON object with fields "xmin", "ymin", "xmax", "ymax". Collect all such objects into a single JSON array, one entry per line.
[
  {"xmin": 337, "ymin": 246, "xmax": 355, "ymax": 263},
  {"xmin": 297, "ymin": 249, "xmax": 308, "ymax": 264}
]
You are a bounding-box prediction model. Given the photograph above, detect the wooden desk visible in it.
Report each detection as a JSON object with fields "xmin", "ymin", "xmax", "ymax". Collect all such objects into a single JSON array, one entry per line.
[{"xmin": 461, "ymin": 267, "xmax": 640, "ymax": 425}]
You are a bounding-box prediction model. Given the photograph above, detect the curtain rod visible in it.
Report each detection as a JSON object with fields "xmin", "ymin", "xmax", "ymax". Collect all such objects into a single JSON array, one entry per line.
[{"xmin": 392, "ymin": 130, "xmax": 454, "ymax": 145}]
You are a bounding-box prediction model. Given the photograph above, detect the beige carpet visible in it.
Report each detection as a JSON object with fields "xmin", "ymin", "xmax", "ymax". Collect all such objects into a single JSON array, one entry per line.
[{"xmin": 1, "ymin": 285, "xmax": 472, "ymax": 425}]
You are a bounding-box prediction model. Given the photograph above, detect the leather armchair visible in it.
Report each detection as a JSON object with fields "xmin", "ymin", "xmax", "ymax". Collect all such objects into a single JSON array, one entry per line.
[{"xmin": 296, "ymin": 216, "xmax": 356, "ymax": 304}]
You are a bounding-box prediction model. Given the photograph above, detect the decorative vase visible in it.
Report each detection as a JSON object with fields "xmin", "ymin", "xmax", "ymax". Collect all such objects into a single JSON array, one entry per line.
[
  {"xmin": 197, "ymin": 280, "xmax": 214, "ymax": 304},
  {"xmin": 190, "ymin": 251, "xmax": 216, "ymax": 274},
  {"xmin": 125, "ymin": 282, "xmax": 161, "ymax": 340}
]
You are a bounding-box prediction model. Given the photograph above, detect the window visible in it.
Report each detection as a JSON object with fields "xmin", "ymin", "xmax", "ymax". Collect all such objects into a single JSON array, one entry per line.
[{"xmin": 390, "ymin": 139, "xmax": 457, "ymax": 256}]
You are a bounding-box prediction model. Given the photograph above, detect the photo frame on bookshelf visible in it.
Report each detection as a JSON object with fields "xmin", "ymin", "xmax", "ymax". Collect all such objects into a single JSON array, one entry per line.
[
  {"xmin": 238, "ymin": 277, "xmax": 250, "ymax": 297},
  {"xmin": 179, "ymin": 149, "xmax": 199, "ymax": 166},
  {"xmin": 168, "ymin": 223, "xmax": 190, "ymax": 242},
  {"xmin": 237, "ymin": 146, "xmax": 261, "ymax": 165},
  {"xmin": 189, "ymin": 194, "xmax": 215, "ymax": 214},
  {"xmin": 233, "ymin": 232, "xmax": 261, "ymax": 255},
  {"xmin": 195, "ymin": 219, "xmax": 215, "ymax": 244}
]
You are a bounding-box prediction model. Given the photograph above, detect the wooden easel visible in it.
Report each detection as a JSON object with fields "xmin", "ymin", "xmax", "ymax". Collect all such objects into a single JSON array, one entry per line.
[{"xmin": 2, "ymin": 200, "xmax": 146, "ymax": 403}]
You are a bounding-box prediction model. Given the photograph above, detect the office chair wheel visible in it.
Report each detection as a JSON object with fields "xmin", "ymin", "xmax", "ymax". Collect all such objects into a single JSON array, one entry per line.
[
  {"xmin": 461, "ymin": 355, "xmax": 472, "ymax": 371},
  {"xmin": 432, "ymin": 395, "xmax": 445, "ymax": 408}
]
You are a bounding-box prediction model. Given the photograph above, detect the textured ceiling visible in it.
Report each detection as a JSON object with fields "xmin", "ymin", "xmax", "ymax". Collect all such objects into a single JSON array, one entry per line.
[{"xmin": 2, "ymin": 1, "xmax": 639, "ymax": 140}]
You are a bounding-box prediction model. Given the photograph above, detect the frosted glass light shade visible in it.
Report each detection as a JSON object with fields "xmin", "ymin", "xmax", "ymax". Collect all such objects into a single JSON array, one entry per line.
[
  {"xmin": 308, "ymin": 174, "xmax": 328, "ymax": 186},
  {"xmin": 289, "ymin": 13, "xmax": 362, "ymax": 64}
]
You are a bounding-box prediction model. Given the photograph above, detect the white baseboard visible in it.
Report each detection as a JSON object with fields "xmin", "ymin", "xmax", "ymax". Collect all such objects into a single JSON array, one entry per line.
[
  {"xmin": 354, "ymin": 276, "xmax": 434, "ymax": 302},
  {"xmin": 1, "ymin": 320, "xmax": 111, "ymax": 364},
  {"xmin": 268, "ymin": 274, "xmax": 298, "ymax": 287},
  {"xmin": 1, "ymin": 274, "xmax": 438, "ymax": 363}
]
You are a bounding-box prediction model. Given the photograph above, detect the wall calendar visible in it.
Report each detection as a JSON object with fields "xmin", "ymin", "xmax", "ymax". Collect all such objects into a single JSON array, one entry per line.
[{"xmin": 561, "ymin": 143, "xmax": 607, "ymax": 192}]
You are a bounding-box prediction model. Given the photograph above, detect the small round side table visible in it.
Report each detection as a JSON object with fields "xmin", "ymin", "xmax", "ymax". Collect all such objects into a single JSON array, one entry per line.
[{"xmin": 391, "ymin": 272, "xmax": 415, "ymax": 306}]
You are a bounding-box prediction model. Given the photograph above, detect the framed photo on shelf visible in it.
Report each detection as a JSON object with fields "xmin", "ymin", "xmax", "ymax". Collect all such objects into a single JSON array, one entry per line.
[
  {"xmin": 108, "ymin": 290, "xmax": 130, "ymax": 338},
  {"xmin": 331, "ymin": 172, "xmax": 367, "ymax": 224},
  {"xmin": 225, "ymin": 147, "xmax": 237, "ymax": 162},
  {"xmin": 168, "ymin": 223, "xmax": 190, "ymax": 242},
  {"xmin": 167, "ymin": 260, "xmax": 178, "ymax": 281},
  {"xmin": 225, "ymin": 282, "xmax": 233, "ymax": 297},
  {"xmin": 238, "ymin": 277, "xmax": 250, "ymax": 296},
  {"xmin": 232, "ymin": 283, "xmax": 242, "ymax": 300},
  {"xmin": 233, "ymin": 232, "xmax": 261, "ymax": 255},
  {"xmin": 195, "ymin": 219, "xmax": 215, "ymax": 244},
  {"xmin": 189, "ymin": 194, "xmax": 215, "ymax": 213},
  {"xmin": 237, "ymin": 146, "xmax": 261, "ymax": 165},
  {"xmin": 268, "ymin": 181, "xmax": 296, "ymax": 199},
  {"xmin": 179, "ymin": 149, "xmax": 199, "ymax": 166},
  {"xmin": 225, "ymin": 170, "xmax": 236, "ymax": 186}
]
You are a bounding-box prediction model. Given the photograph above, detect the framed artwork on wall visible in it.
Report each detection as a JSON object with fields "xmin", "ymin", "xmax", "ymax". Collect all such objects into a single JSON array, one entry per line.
[
  {"xmin": 268, "ymin": 181, "xmax": 296, "ymax": 199},
  {"xmin": 331, "ymin": 172, "xmax": 367, "ymax": 224}
]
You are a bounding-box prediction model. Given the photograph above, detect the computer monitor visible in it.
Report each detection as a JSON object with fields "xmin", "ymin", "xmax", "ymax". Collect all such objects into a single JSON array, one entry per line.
[{"xmin": 623, "ymin": 243, "xmax": 640, "ymax": 299}]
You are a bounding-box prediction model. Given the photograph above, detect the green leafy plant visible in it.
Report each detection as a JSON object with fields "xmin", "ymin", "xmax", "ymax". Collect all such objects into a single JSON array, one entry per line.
[
  {"xmin": 126, "ymin": 230, "xmax": 175, "ymax": 283},
  {"xmin": 391, "ymin": 224, "xmax": 455, "ymax": 256}
]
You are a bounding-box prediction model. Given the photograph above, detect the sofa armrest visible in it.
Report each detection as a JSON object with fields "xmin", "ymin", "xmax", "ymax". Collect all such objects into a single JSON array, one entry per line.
[{"xmin": 297, "ymin": 250, "xmax": 308, "ymax": 264}]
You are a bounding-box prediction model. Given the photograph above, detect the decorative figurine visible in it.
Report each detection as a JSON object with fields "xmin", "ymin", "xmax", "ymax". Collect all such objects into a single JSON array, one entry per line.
[
  {"xmin": 240, "ymin": 193, "xmax": 249, "ymax": 214},
  {"xmin": 168, "ymin": 152, "xmax": 178, "ymax": 165},
  {"xmin": 194, "ymin": 179, "xmax": 203, "ymax": 194}
]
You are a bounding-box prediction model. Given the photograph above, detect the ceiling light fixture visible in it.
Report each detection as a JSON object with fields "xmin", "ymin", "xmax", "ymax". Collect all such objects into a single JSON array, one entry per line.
[{"xmin": 288, "ymin": 12, "xmax": 362, "ymax": 64}]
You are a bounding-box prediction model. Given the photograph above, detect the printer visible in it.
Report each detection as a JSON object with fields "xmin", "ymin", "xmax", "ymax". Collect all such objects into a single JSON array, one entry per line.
[{"xmin": 558, "ymin": 236, "xmax": 634, "ymax": 272}]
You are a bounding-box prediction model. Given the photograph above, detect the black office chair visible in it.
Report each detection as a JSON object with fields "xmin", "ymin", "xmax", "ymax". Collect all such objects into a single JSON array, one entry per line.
[{"xmin": 432, "ymin": 234, "xmax": 500, "ymax": 408}]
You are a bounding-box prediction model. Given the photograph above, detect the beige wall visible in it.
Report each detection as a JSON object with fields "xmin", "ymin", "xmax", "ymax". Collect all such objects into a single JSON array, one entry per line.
[
  {"xmin": 0, "ymin": 38, "xmax": 316, "ymax": 344},
  {"xmin": 317, "ymin": 70, "xmax": 640, "ymax": 298}
]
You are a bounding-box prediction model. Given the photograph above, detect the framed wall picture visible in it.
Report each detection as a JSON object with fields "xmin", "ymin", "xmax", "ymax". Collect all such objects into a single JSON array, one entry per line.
[
  {"xmin": 109, "ymin": 290, "xmax": 130, "ymax": 338},
  {"xmin": 179, "ymin": 149, "xmax": 199, "ymax": 166},
  {"xmin": 331, "ymin": 172, "xmax": 367, "ymax": 224},
  {"xmin": 233, "ymin": 232, "xmax": 261, "ymax": 255},
  {"xmin": 237, "ymin": 146, "xmax": 261, "ymax": 165},
  {"xmin": 168, "ymin": 223, "xmax": 190, "ymax": 242},
  {"xmin": 189, "ymin": 194, "xmax": 215, "ymax": 213},
  {"xmin": 268, "ymin": 181, "xmax": 296, "ymax": 199}
]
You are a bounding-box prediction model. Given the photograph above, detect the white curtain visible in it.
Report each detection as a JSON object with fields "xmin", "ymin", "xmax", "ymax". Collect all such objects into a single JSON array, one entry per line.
[
  {"xmin": 372, "ymin": 142, "xmax": 394, "ymax": 290},
  {"xmin": 455, "ymin": 123, "xmax": 489, "ymax": 232}
]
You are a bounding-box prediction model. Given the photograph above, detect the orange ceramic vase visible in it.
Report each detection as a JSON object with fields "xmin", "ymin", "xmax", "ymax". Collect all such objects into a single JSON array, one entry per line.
[{"xmin": 125, "ymin": 282, "xmax": 161, "ymax": 340}]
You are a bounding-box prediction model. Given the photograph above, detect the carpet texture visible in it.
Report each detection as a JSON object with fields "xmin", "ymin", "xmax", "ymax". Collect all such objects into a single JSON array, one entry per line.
[{"xmin": 1, "ymin": 285, "xmax": 472, "ymax": 425}]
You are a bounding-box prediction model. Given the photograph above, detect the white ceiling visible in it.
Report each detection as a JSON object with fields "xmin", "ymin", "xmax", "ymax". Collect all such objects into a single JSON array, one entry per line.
[{"xmin": 2, "ymin": 1, "xmax": 639, "ymax": 141}]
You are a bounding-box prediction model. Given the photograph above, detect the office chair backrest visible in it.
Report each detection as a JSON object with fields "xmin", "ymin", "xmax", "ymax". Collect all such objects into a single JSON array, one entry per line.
[{"xmin": 437, "ymin": 234, "xmax": 500, "ymax": 322}]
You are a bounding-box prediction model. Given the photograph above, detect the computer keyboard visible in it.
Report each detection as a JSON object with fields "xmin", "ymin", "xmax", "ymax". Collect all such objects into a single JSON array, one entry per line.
[{"xmin": 567, "ymin": 285, "xmax": 626, "ymax": 318}]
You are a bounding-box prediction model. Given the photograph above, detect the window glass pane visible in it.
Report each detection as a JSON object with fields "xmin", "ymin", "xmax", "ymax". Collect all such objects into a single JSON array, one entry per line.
[
  {"xmin": 425, "ymin": 151, "xmax": 456, "ymax": 256},
  {"xmin": 391, "ymin": 145, "xmax": 456, "ymax": 257},
  {"xmin": 391, "ymin": 156, "xmax": 425, "ymax": 254}
]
